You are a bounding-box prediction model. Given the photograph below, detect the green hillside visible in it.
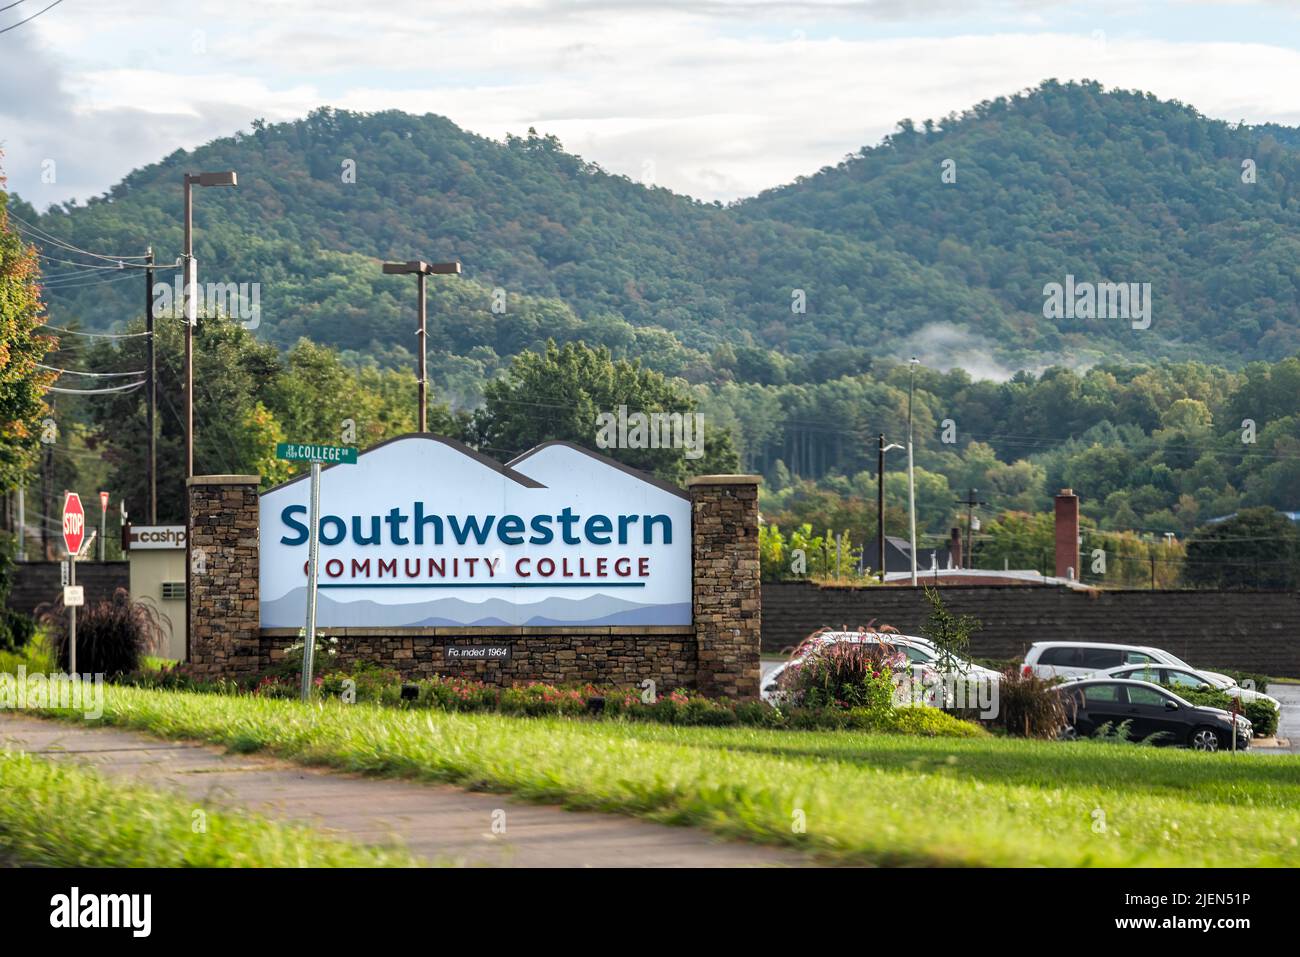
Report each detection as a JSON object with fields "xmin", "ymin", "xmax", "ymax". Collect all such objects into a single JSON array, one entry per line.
[{"xmin": 17, "ymin": 79, "xmax": 1300, "ymax": 378}]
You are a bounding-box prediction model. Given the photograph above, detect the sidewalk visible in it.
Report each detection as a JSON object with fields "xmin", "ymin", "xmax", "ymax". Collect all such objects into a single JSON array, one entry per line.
[{"xmin": 0, "ymin": 713, "xmax": 808, "ymax": 867}]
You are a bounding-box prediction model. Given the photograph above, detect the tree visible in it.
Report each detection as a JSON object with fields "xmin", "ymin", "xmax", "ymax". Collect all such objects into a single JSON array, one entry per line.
[
  {"xmin": 1183, "ymin": 507, "xmax": 1300, "ymax": 590},
  {"xmin": 474, "ymin": 340, "xmax": 739, "ymax": 484},
  {"xmin": 83, "ymin": 317, "xmax": 460, "ymax": 521},
  {"xmin": 0, "ymin": 184, "xmax": 56, "ymax": 491},
  {"xmin": 920, "ymin": 585, "xmax": 980, "ymax": 674}
]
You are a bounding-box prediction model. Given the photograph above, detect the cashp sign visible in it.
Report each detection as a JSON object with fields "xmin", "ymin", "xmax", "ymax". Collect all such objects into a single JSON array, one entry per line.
[{"xmin": 259, "ymin": 437, "xmax": 692, "ymax": 628}]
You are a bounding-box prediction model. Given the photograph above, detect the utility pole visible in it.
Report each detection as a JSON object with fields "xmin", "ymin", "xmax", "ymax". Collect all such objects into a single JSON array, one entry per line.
[
  {"xmin": 145, "ymin": 247, "xmax": 157, "ymax": 524},
  {"xmin": 41, "ymin": 404, "xmax": 53, "ymax": 559},
  {"xmin": 954, "ymin": 488, "xmax": 987, "ymax": 571},
  {"xmin": 381, "ymin": 260, "xmax": 462, "ymax": 431},
  {"xmin": 15, "ymin": 486, "xmax": 24, "ymax": 562},
  {"xmin": 907, "ymin": 357, "xmax": 919, "ymax": 586}
]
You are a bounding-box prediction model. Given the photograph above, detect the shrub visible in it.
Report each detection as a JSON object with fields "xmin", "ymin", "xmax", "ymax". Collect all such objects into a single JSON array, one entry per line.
[
  {"xmin": 123, "ymin": 659, "xmax": 227, "ymax": 693},
  {"xmin": 855, "ymin": 706, "xmax": 987, "ymax": 738},
  {"xmin": 0, "ymin": 533, "xmax": 34, "ymax": 653},
  {"xmin": 1166, "ymin": 685, "xmax": 1278, "ymax": 738},
  {"xmin": 778, "ymin": 628, "xmax": 904, "ymax": 710},
  {"xmin": 0, "ymin": 608, "xmax": 35, "ymax": 654},
  {"xmin": 273, "ymin": 633, "xmax": 340, "ymax": 679},
  {"xmin": 319, "ymin": 662, "xmax": 401, "ymax": 703},
  {"xmin": 37, "ymin": 588, "xmax": 166, "ymax": 677},
  {"xmin": 994, "ymin": 668, "xmax": 1069, "ymax": 738}
]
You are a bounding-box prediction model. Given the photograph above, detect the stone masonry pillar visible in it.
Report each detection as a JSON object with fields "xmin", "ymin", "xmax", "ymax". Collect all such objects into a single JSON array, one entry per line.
[
  {"xmin": 187, "ymin": 474, "xmax": 261, "ymax": 679},
  {"xmin": 688, "ymin": 474, "xmax": 762, "ymax": 698}
]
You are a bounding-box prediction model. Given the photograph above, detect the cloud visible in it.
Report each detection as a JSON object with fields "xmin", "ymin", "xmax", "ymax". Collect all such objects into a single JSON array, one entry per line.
[{"xmin": 5, "ymin": 1, "xmax": 1300, "ymax": 203}]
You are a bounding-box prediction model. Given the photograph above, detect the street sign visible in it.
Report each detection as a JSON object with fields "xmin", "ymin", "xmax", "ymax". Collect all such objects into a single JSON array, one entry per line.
[
  {"xmin": 276, "ymin": 441, "xmax": 357, "ymax": 701},
  {"xmin": 63, "ymin": 585, "xmax": 84, "ymax": 607},
  {"xmin": 60, "ymin": 561, "xmax": 69, "ymax": 587},
  {"xmin": 275, "ymin": 442, "xmax": 357, "ymax": 465},
  {"xmin": 125, "ymin": 525, "xmax": 186, "ymax": 550},
  {"xmin": 62, "ymin": 493, "xmax": 85, "ymax": 557},
  {"xmin": 99, "ymin": 491, "xmax": 109, "ymax": 513}
]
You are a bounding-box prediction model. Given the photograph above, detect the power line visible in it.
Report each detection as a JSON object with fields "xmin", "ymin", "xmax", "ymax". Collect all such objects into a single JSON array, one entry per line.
[
  {"xmin": 37, "ymin": 363, "xmax": 145, "ymax": 378},
  {"xmin": 39, "ymin": 325, "xmax": 152, "ymax": 339},
  {"xmin": 0, "ymin": 0, "xmax": 63, "ymax": 34},
  {"xmin": 35, "ymin": 253, "xmax": 133, "ymax": 271},
  {"xmin": 49, "ymin": 381, "xmax": 146, "ymax": 396},
  {"xmin": 8, "ymin": 210, "xmax": 149, "ymax": 261},
  {"xmin": 39, "ymin": 271, "xmax": 139, "ymax": 291}
]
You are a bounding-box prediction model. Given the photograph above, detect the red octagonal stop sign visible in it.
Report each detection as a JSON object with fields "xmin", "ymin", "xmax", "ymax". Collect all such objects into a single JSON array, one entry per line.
[{"xmin": 62, "ymin": 492, "xmax": 85, "ymax": 557}]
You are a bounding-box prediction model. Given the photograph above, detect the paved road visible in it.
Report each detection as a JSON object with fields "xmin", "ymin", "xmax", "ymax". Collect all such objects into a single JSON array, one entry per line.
[
  {"xmin": 1264, "ymin": 682, "xmax": 1300, "ymax": 753},
  {"xmin": 0, "ymin": 713, "xmax": 810, "ymax": 868}
]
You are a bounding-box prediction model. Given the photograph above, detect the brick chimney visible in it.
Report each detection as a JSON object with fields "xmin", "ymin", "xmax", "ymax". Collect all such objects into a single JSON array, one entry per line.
[
  {"xmin": 949, "ymin": 526, "xmax": 962, "ymax": 570},
  {"xmin": 1054, "ymin": 488, "xmax": 1080, "ymax": 580}
]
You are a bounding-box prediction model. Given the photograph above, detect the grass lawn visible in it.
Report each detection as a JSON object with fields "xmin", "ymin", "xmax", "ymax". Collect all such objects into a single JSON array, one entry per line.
[
  {"xmin": 0, "ymin": 749, "xmax": 417, "ymax": 867},
  {"xmin": 26, "ymin": 685, "xmax": 1300, "ymax": 867}
]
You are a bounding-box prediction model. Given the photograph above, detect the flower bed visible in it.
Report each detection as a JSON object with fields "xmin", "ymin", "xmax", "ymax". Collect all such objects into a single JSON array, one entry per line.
[{"xmin": 123, "ymin": 661, "xmax": 984, "ymax": 737}]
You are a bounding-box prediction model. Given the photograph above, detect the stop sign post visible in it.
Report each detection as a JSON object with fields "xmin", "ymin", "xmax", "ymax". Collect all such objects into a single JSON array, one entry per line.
[{"xmin": 62, "ymin": 493, "xmax": 84, "ymax": 674}]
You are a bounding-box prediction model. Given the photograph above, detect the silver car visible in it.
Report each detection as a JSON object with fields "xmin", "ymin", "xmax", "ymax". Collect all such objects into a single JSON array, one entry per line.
[{"xmin": 1091, "ymin": 663, "xmax": 1280, "ymax": 712}]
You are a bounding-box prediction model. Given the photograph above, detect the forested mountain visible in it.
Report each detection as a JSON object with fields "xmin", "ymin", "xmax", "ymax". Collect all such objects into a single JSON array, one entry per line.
[
  {"xmin": 13, "ymin": 79, "xmax": 1300, "ymax": 382},
  {"xmin": 7, "ymin": 79, "xmax": 1300, "ymax": 569}
]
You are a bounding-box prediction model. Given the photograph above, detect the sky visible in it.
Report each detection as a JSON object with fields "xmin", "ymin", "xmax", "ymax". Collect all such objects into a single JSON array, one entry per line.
[{"xmin": 3, "ymin": 0, "xmax": 1300, "ymax": 206}]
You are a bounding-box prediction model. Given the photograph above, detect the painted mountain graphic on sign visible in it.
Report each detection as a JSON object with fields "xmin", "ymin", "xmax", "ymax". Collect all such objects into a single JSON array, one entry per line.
[{"xmin": 261, "ymin": 589, "xmax": 691, "ymax": 628}]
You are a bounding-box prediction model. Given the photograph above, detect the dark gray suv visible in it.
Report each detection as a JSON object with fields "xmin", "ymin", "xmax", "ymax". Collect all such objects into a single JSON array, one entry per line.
[{"xmin": 1055, "ymin": 679, "xmax": 1251, "ymax": 751}]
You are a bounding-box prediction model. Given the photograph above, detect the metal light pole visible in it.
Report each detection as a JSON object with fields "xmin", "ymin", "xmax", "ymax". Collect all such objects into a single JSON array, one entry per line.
[
  {"xmin": 877, "ymin": 433, "xmax": 902, "ymax": 583},
  {"xmin": 183, "ymin": 171, "xmax": 237, "ymax": 480},
  {"xmin": 381, "ymin": 260, "xmax": 461, "ymax": 431},
  {"xmin": 907, "ymin": 356, "xmax": 919, "ymax": 586},
  {"xmin": 182, "ymin": 170, "xmax": 237, "ymax": 664}
]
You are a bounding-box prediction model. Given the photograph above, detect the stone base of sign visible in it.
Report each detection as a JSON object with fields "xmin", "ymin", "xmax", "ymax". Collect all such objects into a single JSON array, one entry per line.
[
  {"xmin": 260, "ymin": 627, "xmax": 697, "ymax": 688},
  {"xmin": 188, "ymin": 468, "xmax": 762, "ymax": 698},
  {"xmin": 187, "ymin": 475, "xmax": 262, "ymax": 679},
  {"xmin": 688, "ymin": 475, "xmax": 762, "ymax": 698}
]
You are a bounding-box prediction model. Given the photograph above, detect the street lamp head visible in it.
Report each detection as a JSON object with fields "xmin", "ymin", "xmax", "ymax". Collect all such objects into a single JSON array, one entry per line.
[
  {"xmin": 383, "ymin": 260, "xmax": 462, "ymax": 276},
  {"xmin": 189, "ymin": 171, "xmax": 238, "ymax": 187},
  {"xmin": 909, "ymin": 356, "xmax": 919, "ymax": 365}
]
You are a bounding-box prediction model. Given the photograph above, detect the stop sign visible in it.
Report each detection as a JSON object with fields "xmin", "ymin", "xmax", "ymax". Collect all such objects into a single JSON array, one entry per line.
[{"xmin": 62, "ymin": 492, "xmax": 85, "ymax": 557}]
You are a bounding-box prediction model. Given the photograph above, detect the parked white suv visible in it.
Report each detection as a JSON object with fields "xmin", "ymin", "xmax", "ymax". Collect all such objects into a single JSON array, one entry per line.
[{"xmin": 1021, "ymin": 641, "xmax": 1234, "ymax": 685}]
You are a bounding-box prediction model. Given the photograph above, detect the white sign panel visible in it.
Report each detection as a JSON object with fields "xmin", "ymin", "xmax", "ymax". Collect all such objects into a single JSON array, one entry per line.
[
  {"xmin": 63, "ymin": 585, "xmax": 84, "ymax": 607},
  {"xmin": 259, "ymin": 437, "xmax": 692, "ymax": 628}
]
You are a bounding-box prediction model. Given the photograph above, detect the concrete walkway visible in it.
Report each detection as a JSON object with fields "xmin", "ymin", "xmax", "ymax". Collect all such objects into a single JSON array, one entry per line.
[{"xmin": 0, "ymin": 713, "xmax": 808, "ymax": 867}]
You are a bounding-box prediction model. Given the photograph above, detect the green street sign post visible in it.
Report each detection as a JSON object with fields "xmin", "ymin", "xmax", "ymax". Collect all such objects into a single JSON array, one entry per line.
[
  {"xmin": 275, "ymin": 443, "xmax": 358, "ymax": 465},
  {"xmin": 276, "ymin": 443, "xmax": 356, "ymax": 701}
]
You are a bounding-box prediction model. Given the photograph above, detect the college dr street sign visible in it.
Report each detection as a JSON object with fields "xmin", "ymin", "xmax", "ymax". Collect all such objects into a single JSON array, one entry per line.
[{"xmin": 275, "ymin": 443, "xmax": 357, "ymax": 465}]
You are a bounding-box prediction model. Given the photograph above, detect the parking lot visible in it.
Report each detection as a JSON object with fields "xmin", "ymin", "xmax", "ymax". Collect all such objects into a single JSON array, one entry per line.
[{"xmin": 761, "ymin": 655, "xmax": 1298, "ymax": 751}]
